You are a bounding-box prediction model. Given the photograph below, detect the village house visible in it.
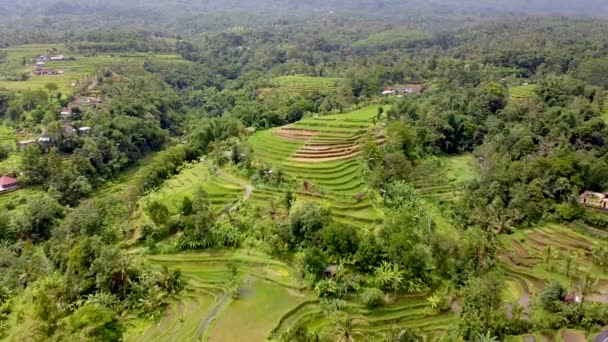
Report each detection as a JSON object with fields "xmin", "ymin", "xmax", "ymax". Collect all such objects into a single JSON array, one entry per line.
[
  {"xmin": 50, "ymin": 55, "xmax": 69, "ymax": 61},
  {"xmin": 579, "ymin": 191, "xmax": 608, "ymax": 209},
  {"xmin": 60, "ymin": 107, "xmax": 72, "ymax": 116},
  {"xmin": 17, "ymin": 139, "xmax": 36, "ymax": 151},
  {"xmin": 35, "ymin": 61, "xmax": 45, "ymax": 69},
  {"xmin": 382, "ymin": 84, "xmax": 425, "ymax": 96},
  {"xmin": 0, "ymin": 176, "xmax": 19, "ymax": 193},
  {"xmin": 35, "ymin": 69, "xmax": 59, "ymax": 76},
  {"xmin": 38, "ymin": 136, "xmax": 52, "ymax": 146},
  {"xmin": 62, "ymin": 125, "xmax": 75, "ymax": 137},
  {"xmin": 77, "ymin": 126, "xmax": 91, "ymax": 135},
  {"xmin": 72, "ymin": 97, "xmax": 102, "ymax": 106},
  {"xmin": 324, "ymin": 265, "xmax": 339, "ymax": 278}
]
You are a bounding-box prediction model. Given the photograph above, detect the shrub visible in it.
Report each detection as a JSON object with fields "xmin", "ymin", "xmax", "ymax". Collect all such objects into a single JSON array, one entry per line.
[
  {"xmin": 539, "ymin": 281, "xmax": 566, "ymax": 312},
  {"xmin": 360, "ymin": 287, "xmax": 385, "ymax": 308}
]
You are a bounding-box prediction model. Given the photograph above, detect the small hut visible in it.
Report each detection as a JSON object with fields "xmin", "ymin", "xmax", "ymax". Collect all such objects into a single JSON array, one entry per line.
[{"xmin": 324, "ymin": 265, "xmax": 339, "ymax": 278}]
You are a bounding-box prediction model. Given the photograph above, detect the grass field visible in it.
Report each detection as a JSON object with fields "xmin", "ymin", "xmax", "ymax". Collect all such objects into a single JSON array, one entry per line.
[
  {"xmin": 509, "ymin": 84, "xmax": 538, "ymax": 100},
  {"xmin": 258, "ymin": 75, "xmax": 340, "ymax": 97},
  {"xmin": 410, "ymin": 154, "xmax": 478, "ymax": 202},
  {"xmin": 0, "ymin": 44, "xmax": 185, "ymax": 94}
]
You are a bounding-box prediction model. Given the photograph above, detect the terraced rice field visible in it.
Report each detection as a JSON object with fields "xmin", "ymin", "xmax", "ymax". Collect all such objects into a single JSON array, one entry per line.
[
  {"xmin": 270, "ymin": 292, "xmax": 455, "ymax": 340},
  {"xmin": 258, "ymin": 75, "xmax": 340, "ymax": 96},
  {"xmin": 0, "ymin": 44, "xmax": 186, "ymax": 94},
  {"xmin": 143, "ymin": 162, "xmax": 250, "ymax": 214},
  {"xmin": 411, "ymin": 154, "xmax": 478, "ymax": 202},
  {"xmin": 498, "ymin": 224, "xmax": 608, "ymax": 307},
  {"xmin": 125, "ymin": 250, "xmax": 309, "ymax": 341},
  {"xmin": 509, "ymin": 84, "xmax": 538, "ymax": 100},
  {"xmin": 249, "ymin": 105, "xmax": 386, "ymax": 225},
  {"xmin": 126, "ymin": 249, "xmax": 453, "ymax": 341},
  {"xmin": 505, "ymin": 329, "xmax": 588, "ymax": 342}
]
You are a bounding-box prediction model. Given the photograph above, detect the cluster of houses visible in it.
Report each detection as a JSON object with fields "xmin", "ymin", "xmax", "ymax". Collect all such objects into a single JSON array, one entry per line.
[
  {"xmin": 36, "ymin": 54, "xmax": 71, "ymax": 62},
  {"xmin": 16, "ymin": 98, "xmax": 99, "ymax": 151},
  {"xmin": 382, "ymin": 84, "xmax": 425, "ymax": 97},
  {"xmin": 579, "ymin": 191, "xmax": 608, "ymax": 209},
  {"xmin": 33, "ymin": 54, "xmax": 71, "ymax": 76}
]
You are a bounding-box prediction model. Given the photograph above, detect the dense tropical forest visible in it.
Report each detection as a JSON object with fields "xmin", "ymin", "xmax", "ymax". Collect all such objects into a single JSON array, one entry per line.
[{"xmin": 3, "ymin": 0, "xmax": 608, "ymax": 341}]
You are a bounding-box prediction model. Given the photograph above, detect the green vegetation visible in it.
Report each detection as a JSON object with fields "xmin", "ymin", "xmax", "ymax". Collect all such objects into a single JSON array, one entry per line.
[
  {"xmin": 3, "ymin": 3, "xmax": 608, "ymax": 341},
  {"xmin": 509, "ymin": 84, "xmax": 537, "ymax": 99},
  {"xmin": 353, "ymin": 29, "xmax": 432, "ymax": 50},
  {"xmin": 0, "ymin": 44, "xmax": 185, "ymax": 94},
  {"xmin": 260, "ymin": 75, "xmax": 341, "ymax": 97}
]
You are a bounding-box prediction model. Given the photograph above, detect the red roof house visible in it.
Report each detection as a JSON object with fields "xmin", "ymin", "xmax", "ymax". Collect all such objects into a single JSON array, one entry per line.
[{"xmin": 0, "ymin": 176, "xmax": 19, "ymax": 192}]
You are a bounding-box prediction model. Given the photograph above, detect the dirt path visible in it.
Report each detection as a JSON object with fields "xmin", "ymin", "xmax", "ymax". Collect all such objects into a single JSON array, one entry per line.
[
  {"xmin": 244, "ymin": 185, "xmax": 254, "ymax": 201},
  {"xmin": 196, "ymin": 292, "xmax": 229, "ymax": 339},
  {"xmin": 216, "ymin": 170, "xmax": 255, "ymax": 202}
]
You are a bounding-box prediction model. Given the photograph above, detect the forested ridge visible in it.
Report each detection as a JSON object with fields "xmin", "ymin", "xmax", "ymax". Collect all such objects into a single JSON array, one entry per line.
[{"xmin": 2, "ymin": 1, "xmax": 608, "ymax": 341}]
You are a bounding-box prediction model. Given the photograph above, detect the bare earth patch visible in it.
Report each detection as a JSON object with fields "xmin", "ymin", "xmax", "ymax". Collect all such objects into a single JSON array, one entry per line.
[{"xmin": 273, "ymin": 128, "xmax": 318, "ymax": 141}]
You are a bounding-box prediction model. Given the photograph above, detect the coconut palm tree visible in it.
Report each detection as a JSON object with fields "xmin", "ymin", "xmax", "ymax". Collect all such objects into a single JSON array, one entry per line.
[
  {"xmin": 334, "ymin": 314, "xmax": 359, "ymax": 342},
  {"xmin": 562, "ymin": 251, "xmax": 573, "ymax": 277},
  {"xmin": 474, "ymin": 331, "xmax": 499, "ymax": 342},
  {"xmin": 542, "ymin": 245, "xmax": 558, "ymax": 271},
  {"xmin": 576, "ymin": 273, "xmax": 599, "ymax": 306},
  {"xmin": 591, "ymin": 245, "xmax": 608, "ymax": 272},
  {"xmin": 427, "ymin": 294, "xmax": 442, "ymax": 310}
]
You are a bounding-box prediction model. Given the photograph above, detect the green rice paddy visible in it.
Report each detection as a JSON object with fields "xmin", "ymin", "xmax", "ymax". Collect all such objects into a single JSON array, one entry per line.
[
  {"xmin": 509, "ymin": 84, "xmax": 538, "ymax": 100},
  {"xmin": 0, "ymin": 44, "xmax": 186, "ymax": 94},
  {"xmin": 498, "ymin": 223, "xmax": 608, "ymax": 313},
  {"xmin": 248, "ymin": 104, "xmax": 386, "ymax": 224},
  {"xmin": 125, "ymin": 250, "xmax": 453, "ymax": 341},
  {"xmin": 411, "ymin": 154, "xmax": 478, "ymax": 202}
]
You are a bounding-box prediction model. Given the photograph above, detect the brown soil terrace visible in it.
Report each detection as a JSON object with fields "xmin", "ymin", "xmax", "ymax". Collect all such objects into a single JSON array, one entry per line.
[{"xmin": 273, "ymin": 128, "xmax": 319, "ymax": 141}]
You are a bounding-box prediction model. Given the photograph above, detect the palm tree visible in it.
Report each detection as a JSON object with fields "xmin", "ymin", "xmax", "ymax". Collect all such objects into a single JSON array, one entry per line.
[
  {"xmin": 572, "ymin": 249, "xmax": 586, "ymax": 279},
  {"xmin": 474, "ymin": 331, "xmax": 499, "ymax": 342},
  {"xmin": 562, "ymin": 251, "xmax": 573, "ymax": 278},
  {"xmin": 591, "ymin": 245, "xmax": 608, "ymax": 272},
  {"xmin": 576, "ymin": 273, "xmax": 599, "ymax": 306},
  {"xmin": 374, "ymin": 262, "xmax": 404, "ymax": 297},
  {"xmin": 334, "ymin": 314, "xmax": 358, "ymax": 342},
  {"xmin": 427, "ymin": 294, "xmax": 442, "ymax": 310},
  {"xmin": 390, "ymin": 267, "xmax": 404, "ymax": 297},
  {"xmin": 542, "ymin": 246, "xmax": 558, "ymax": 271}
]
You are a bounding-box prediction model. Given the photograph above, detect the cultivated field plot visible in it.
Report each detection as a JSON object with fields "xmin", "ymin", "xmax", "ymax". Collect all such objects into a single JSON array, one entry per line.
[
  {"xmin": 143, "ymin": 162, "xmax": 249, "ymax": 213},
  {"xmin": 258, "ymin": 75, "xmax": 340, "ymax": 96},
  {"xmin": 410, "ymin": 154, "xmax": 478, "ymax": 202},
  {"xmin": 249, "ymin": 105, "xmax": 385, "ymax": 225},
  {"xmin": 270, "ymin": 292, "xmax": 455, "ymax": 340},
  {"xmin": 504, "ymin": 329, "xmax": 588, "ymax": 342},
  {"xmin": 509, "ymin": 84, "xmax": 538, "ymax": 100},
  {"xmin": 126, "ymin": 249, "xmax": 454, "ymax": 341},
  {"xmin": 0, "ymin": 44, "xmax": 185, "ymax": 94},
  {"xmin": 498, "ymin": 224, "xmax": 608, "ymax": 307},
  {"xmin": 125, "ymin": 250, "xmax": 309, "ymax": 342}
]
